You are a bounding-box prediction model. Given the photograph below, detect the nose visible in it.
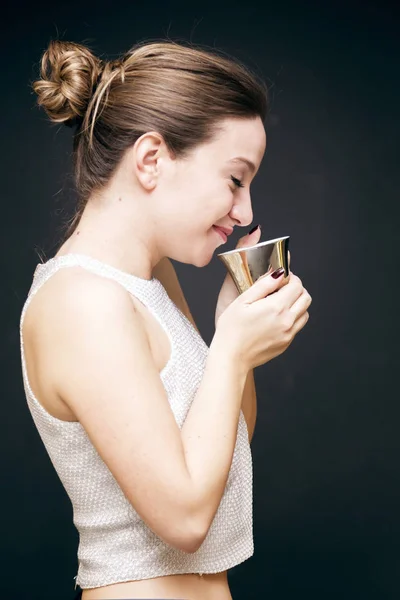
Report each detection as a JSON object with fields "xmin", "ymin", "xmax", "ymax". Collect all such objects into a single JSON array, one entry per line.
[{"xmin": 229, "ymin": 191, "xmax": 253, "ymax": 228}]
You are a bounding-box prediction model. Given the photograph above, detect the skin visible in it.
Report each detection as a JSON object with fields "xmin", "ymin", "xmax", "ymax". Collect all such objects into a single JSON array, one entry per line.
[
  {"xmin": 22, "ymin": 116, "xmax": 269, "ymax": 600},
  {"xmin": 58, "ymin": 116, "xmax": 267, "ymax": 276}
]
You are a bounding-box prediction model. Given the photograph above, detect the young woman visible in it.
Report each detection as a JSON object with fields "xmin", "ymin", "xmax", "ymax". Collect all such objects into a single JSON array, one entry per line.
[{"xmin": 20, "ymin": 40, "xmax": 311, "ymax": 600}]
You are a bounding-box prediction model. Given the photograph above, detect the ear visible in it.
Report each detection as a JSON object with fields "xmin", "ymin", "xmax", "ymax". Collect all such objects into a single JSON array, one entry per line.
[{"xmin": 131, "ymin": 131, "xmax": 167, "ymax": 191}]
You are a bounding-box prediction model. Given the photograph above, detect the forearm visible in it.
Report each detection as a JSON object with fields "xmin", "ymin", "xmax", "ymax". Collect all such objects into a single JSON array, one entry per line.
[
  {"xmin": 180, "ymin": 333, "xmax": 248, "ymax": 530},
  {"xmin": 242, "ymin": 368, "xmax": 257, "ymax": 443}
]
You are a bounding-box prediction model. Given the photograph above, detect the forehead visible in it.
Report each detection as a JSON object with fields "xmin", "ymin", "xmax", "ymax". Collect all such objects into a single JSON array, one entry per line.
[{"xmin": 209, "ymin": 117, "xmax": 266, "ymax": 169}]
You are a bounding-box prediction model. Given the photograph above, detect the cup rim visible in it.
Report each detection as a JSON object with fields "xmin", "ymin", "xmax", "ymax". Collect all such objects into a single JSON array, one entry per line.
[{"xmin": 217, "ymin": 235, "xmax": 289, "ymax": 257}]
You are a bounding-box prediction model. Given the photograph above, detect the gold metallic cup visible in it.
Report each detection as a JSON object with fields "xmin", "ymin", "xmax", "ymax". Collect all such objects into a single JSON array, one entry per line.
[{"xmin": 217, "ymin": 235, "xmax": 290, "ymax": 294}]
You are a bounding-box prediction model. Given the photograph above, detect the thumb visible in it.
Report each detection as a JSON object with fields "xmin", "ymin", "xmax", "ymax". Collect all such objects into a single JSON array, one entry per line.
[
  {"xmin": 236, "ymin": 224, "xmax": 262, "ymax": 249},
  {"xmin": 241, "ymin": 267, "xmax": 285, "ymax": 304}
]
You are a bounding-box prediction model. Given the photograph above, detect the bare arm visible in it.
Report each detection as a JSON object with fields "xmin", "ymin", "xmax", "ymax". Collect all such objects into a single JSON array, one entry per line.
[
  {"xmin": 153, "ymin": 257, "xmax": 257, "ymax": 442},
  {"xmin": 47, "ymin": 270, "xmax": 248, "ymax": 554},
  {"xmin": 241, "ymin": 369, "xmax": 257, "ymax": 443}
]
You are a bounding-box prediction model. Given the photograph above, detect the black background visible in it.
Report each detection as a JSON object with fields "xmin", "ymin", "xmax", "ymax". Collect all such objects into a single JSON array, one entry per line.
[{"xmin": 1, "ymin": 0, "xmax": 399, "ymax": 598}]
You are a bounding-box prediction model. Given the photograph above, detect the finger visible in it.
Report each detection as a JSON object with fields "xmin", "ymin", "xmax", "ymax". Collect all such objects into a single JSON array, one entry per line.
[
  {"xmin": 236, "ymin": 224, "xmax": 262, "ymax": 249},
  {"xmin": 242, "ymin": 267, "xmax": 286, "ymax": 304},
  {"xmin": 271, "ymin": 273, "xmax": 304, "ymax": 309},
  {"xmin": 291, "ymin": 310, "xmax": 310, "ymax": 336},
  {"xmin": 289, "ymin": 289, "xmax": 312, "ymax": 320}
]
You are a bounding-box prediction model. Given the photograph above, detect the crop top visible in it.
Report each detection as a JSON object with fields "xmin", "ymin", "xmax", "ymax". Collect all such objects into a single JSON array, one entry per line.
[{"xmin": 19, "ymin": 253, "xmax": 253, "ymax": 589}]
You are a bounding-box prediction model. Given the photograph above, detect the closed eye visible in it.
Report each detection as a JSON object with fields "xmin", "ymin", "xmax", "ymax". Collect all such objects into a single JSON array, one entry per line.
[{"xmin": 230, "ymin": 175, "xmax": 244, "ymax": 188}]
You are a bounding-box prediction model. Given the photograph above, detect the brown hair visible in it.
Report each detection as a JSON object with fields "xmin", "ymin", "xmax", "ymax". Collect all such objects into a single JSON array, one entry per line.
[{"xmin": 32, "ymin": 39, "xmax": 268, "ymax": 239}]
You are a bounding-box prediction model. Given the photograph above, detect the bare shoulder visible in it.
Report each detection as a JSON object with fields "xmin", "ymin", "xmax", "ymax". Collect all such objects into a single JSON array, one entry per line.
[
  {"xmin": 27, "ymin": 266, "xmax": 134, "ymax": 320},
  {"xmin": 23, "ymin": 265, "xmax": 146, "ymax": 366},
  {"xmin": 22, "ymin": 267, "xmax": 145, "ymax": 420},
  {"xmin": 23, "ymin": 266, "xmax": 140, "ymax": 354}
]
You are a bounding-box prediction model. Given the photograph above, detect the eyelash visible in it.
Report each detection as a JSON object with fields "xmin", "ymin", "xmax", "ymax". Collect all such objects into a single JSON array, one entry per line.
[{"xmin": 230, "ymin": 175, "xmax": 244, "ymax": 188}]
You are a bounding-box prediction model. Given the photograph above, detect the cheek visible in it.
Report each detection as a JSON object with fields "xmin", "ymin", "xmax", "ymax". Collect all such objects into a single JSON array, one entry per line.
[
  {"xmin": 175, "ymin": 174, "xmax": 233, "ymax": 229},
  {"xmin": 202, "ymin": 183, "xmax": 234, "ymax": 220}
]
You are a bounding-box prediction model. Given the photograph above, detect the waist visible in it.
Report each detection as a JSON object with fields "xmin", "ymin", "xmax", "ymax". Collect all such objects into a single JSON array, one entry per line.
[{"xmin": 81, "ymin": 571, "xmax": 231, "ymax": 600}]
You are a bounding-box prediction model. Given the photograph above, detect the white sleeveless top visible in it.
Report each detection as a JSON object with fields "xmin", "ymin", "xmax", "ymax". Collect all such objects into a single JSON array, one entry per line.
[{"xmin": 19, "ymin": 253, "xmax": 253, "ymax": 590}]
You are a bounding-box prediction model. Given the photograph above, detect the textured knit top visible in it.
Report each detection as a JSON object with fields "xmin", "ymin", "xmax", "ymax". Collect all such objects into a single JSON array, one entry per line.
[{"xmin": 19, "ymin": 253, "xmax": 253, "ymax": 590}]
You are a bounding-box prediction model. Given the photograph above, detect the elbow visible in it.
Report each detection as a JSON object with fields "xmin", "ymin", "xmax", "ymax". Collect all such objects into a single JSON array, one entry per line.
[
  {"xmin": 136, "ymin": 487, "xmax": 210, "ymax": 554},
  {"xmin": 179, "ymin": 522, "xmax": 207, "ymax": 554},
  {"xmin": 165, "ymin": 515, "xmax": 208, "ymax": 554}
]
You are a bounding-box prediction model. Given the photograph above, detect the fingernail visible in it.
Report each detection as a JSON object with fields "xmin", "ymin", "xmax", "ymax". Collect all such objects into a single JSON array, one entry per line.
[
  {"xmin": 248, "ymin": 224, "xmax": 260, "ymax": 235},
  {"xmin": 271, "ymin": 267, "xmax": 285, "ymax": 279}
]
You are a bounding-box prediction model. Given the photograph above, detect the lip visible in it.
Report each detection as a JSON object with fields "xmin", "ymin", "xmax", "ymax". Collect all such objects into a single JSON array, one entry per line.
[
  {"xmin": 213, "ymin": 225, "xmax": 230, "ymax": 244},
  {"xmin": 213, "ymin": 225, "xmax": 233, "ymax": 236}
]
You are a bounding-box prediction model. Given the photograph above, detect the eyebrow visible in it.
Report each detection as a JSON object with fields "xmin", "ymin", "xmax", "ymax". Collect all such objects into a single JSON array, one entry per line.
[{"xmin": 229, "ymin": 156, "xmax": 257, "ymax": 174}]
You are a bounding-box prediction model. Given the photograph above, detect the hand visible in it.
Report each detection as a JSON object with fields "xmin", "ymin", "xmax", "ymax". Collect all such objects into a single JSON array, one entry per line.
[
  {"xmin": 214, "ymin": 269, "xmax": 311, "ymax": 373},
  {"xmin": 215, "ymin": 226, "xmax": 291, "ymax": 327},
  {"xmin": 215, "ymin": 225, "xmax": 262, "ymax": 328}
]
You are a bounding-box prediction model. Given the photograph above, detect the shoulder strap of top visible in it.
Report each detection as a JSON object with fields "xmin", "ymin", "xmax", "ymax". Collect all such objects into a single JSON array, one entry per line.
[
  {"xmin": 27, "ymin": 253, "xmax": 166, "ymax": 307},
  {"xmin": 21, "ymin": 252, "xmax": 174, "ymax": 361}
]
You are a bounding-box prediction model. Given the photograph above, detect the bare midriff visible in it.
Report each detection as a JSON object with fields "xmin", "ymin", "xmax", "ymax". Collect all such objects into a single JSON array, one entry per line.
[{"xmin": 81, "ymin": 570, "xmax": 232, "ymax": 600}]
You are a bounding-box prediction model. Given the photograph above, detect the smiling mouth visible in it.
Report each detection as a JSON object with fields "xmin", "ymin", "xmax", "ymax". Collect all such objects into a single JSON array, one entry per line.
[{"xmin": 213, "ymin": 226, "xmax": 228, "ymax": 243}]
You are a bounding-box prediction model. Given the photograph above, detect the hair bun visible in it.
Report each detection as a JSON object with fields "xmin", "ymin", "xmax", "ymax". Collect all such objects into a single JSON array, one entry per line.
[{"xmin": 32, "ymin": 40, "xmax": 102, "ymax": 126}]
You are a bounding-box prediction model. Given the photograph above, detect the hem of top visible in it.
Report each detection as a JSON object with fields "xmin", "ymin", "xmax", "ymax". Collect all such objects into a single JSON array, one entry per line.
[{"xmin": 76, "ymin": 548, "xmax": 254, "ymax": 589}]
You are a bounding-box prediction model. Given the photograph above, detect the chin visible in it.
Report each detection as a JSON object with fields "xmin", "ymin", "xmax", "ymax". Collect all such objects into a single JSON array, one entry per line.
[
  {"xmin": 181, "ymin": 234, "xmax": 221, "ymax": 268},
  {"xmin": 189, "ymin": 256, "xmax": 209, "ymax": 268},
  {"xmin": 189, "ymin": 248, "xmax": 215, "ymax": 268}
]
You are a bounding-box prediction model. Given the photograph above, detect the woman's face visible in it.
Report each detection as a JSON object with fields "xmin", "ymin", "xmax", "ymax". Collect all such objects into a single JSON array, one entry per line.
[{"xmin": 155, "ymin": 116, "xmax": 267, "ymax": 267}]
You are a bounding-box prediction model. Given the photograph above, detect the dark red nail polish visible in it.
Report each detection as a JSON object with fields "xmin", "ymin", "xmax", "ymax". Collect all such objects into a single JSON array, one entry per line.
[
  {"xmin": 249, "ymin": 224, "xmax": 260, "ymax": 234},
  {"xmin": 271, "ymin": 267, "xmax": 285, "ymax": 279}
]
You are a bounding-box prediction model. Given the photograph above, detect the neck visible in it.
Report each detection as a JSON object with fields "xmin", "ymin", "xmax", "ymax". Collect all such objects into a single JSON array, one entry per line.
[{"xmin": 56, "ymin": 195, "xmax": 162, "ymax": 280}]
